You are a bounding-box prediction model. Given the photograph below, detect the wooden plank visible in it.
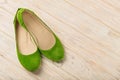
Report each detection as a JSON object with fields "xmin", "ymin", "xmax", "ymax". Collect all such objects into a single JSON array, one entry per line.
[{"xmin": 0, "ymin": 0, "xmax": 120, "ymax": 80}]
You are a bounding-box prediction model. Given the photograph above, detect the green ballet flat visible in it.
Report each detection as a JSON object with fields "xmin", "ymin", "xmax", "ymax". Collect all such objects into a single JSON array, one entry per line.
[
  {"xmin": 17, "ymin": 8, "xmax": 64, "ymax": 62},
  {"xmin": 13, "ymin": 9, "xmax": 41, "ymax": 71}
]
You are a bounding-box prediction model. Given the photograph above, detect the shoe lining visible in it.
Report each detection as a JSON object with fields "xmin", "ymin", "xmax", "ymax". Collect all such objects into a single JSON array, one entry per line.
[
  {"xmin": 22, "ymin": 11, "xmax": 55, "ymax": 50},
  {"xmin": 16, "ymin": 23, "xmax": 37, "ymax": 55}
]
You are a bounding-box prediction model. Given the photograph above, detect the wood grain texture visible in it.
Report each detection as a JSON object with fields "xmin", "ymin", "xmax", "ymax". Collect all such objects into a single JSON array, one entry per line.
[{"xmin": 0, "ymin": 0, "xmax": 120, "ymax": 80}]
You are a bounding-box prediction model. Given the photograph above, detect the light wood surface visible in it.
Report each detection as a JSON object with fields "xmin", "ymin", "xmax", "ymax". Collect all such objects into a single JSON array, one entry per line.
[{"xmin": 0, "ymin": 0, "xmax": 120, "ymax": 80}]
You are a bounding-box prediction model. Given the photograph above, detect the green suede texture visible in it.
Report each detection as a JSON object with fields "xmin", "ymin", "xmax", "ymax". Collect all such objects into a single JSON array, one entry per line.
[
  {"xmin": 41, "ymin": 35, "xmax": 64, "ymax": 62},
  {"xmin": 17, "ymin": 8, "xmax": 64, "ymax": 62},
  {"xmin": 17, "ymin": 48, "xmax": 41, "ymax": 71},
  {"xmin": 14, "ymin": 8, "xmax": 41, "ymax": 71}
]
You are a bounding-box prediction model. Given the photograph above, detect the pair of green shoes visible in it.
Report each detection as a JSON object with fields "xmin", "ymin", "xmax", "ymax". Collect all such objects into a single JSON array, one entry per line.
[{"xmin": 14, "ymin": 8, "xmax": 64, "ymax": 71}]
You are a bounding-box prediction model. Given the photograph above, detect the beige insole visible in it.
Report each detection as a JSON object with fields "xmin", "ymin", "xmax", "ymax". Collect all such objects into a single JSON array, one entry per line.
[
  {"xmin": 16, "ymin": 23, "xmax": 37, "ymax": 55},
  {"xmin": 22, "ymin": 11, "xmax": 55, "ymax": 50}
]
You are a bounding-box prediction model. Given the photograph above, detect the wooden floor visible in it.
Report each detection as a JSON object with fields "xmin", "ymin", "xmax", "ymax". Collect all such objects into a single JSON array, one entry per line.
[{"xmin": 0, "ymin": 0, "xmax": 120, "ymax": 80}]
